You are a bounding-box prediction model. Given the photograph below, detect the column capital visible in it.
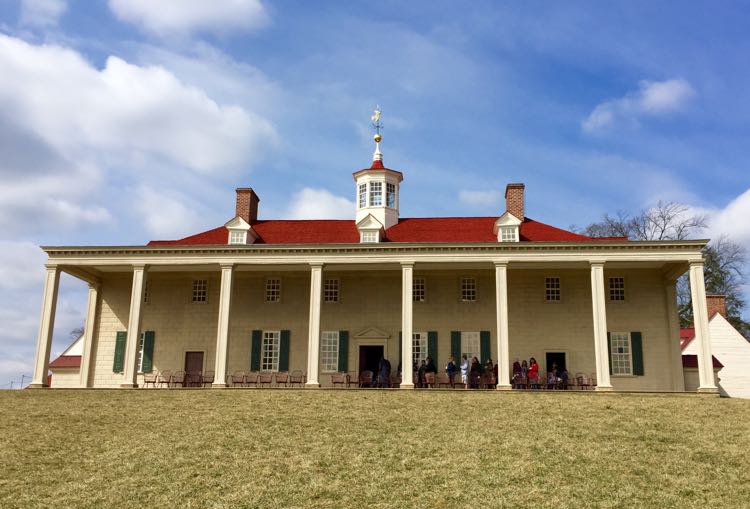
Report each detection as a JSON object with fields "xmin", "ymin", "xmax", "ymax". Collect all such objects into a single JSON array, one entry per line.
[
  {"xmin": 44, "ymin": 263, "xmax": 59, "ymax": 271},
  {"xmin": 400, "ymin": 261, "xmax": 415, "ymax": 268},
  {"xmin": 589, "ymin": 260, "xmax": 606, "ymax": 267},
  {"xmin": 493, "ymin": 260, "xmax": 509, "ymax": 268},
  {"xmin": 689, "ymin": 260, "xmax": 705, "ymax": 269},
  {"xmin": 132, "ymin": 263, "xmax": 147, "ymax": 271},
  {"xmin": 309, "ymin": 262, "xmax": 325, "ymax": 269},
  {"xmin": 219, "ymin": 262, "xmax": 235, "ymax": 270},
  {"xmin": 87, "ymin": 282, "xmax": 101, "ymax": 291}
]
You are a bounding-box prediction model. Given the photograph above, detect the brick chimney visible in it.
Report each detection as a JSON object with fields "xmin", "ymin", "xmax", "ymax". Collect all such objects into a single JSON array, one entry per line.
[
  {"xmin": 505, "ymin": 183, "xmax": 525, "ymax": 220},
  {"xmin": 236, "ymin": 188, "xmax": 260, "ymax": 224},
  {"xmin": 706, "ymin": 294, "xmax": 727, "ymax": 318}
]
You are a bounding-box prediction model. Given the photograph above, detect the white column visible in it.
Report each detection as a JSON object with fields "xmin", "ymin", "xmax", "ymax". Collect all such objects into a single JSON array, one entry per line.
[
  {"xmin": 664, "ymin": 278, "xmax": 685, "ymax": 391},
  {"xmin": 79, "ymin": 283, "xmax": 100, "ymax": 388},
  {"xmin": 590, "ymin": 262, "xmax": 613, "ymax": 391},
  {"xmin": 121, "ymin": 265, "xmax": 146, "ymax": 388},
  {"xmin": 689, "ymin": 261, "xmax": 719, "ymax": 393},
  {"xmin": 30, "ymin": 265, "xmax": 61, "ymax": 388},
  {"xmin": 494, "ymin": 261, "xmax": 512, "ymax": 390},
  {"xmin": 400, "ymin": 262, "xmax": 415, "ymax": 389},
  {"xmin": 306, "ymin": 263, "xmax": 323, "ymax": 387},
  {"xmin": 213, "ymin": 263, "xmax": 234, "ymax": 388}
]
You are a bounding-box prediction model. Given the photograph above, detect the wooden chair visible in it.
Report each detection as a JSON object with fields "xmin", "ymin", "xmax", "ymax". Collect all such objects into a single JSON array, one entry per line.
[
  {"xmin": 201, "ymin": 371, "xmax": 215, "ymax": 387},
  {"xmin": 331, "ymin": 372, "xmax": 348, "ymax": 388},
  {"xmin": 591, "ymin": 374, "xmax": 597, "ymax": 389},
  {"xmin": 289, "ymin": 370, "xmax": 305, "ymax": 387},
  {"xmin": 244, "ymin": 372, "xmax": 259, "ymax": 387},
  {"xmin": 390, "ymin": 374, "xmax": 402, "ymax": 388},
  {"xmin": 436, "ymin": 373, "xmax": 451, "ymax": 388},
  {"xmin": 576, "ymin": 373, "xmax": 590, "ymax": 390},
  {"xmin": 423, "ymin": 372, "xmax": 436, "ymax": 388},
  {"xmin": 230, "ymin": 371, "xmax": 245, "ymax": 387},
  {"xmin": 484, "ymin": 372, "xmax": 497, "ymax": 389},
  {"xmin": 347, "ymin": 372, "xmax": 358, "ymax": 388},
  {"xmin": 185, "ymin": 371, "xmax": 201, "ymax": 388},
  {"xmin": 275, "ymin": 371, "xmax": 289, "ymax": 387},
  {"xmin": 157, "ymin": 370, "xmax": 172, "ymax": 388},
  {"xmin": 258, "ymin": 372, "xmax": 273, "ymax": 387},
  {"xmin": 142, "ymin": 372, "xmax": 158, "ymax": 388},
  {"xmin": 171, "ymin": 371, "xmax": 185, "ymax": 388},
  {"xmin": 358, "ymin": 370, "xmax": 373, "ymax": 388}
]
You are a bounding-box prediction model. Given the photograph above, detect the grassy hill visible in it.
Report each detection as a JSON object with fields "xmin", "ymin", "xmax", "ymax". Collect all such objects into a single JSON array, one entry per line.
[{"xmin": 1, "ymin": 390, "xmax": 749, "ymax": 508}]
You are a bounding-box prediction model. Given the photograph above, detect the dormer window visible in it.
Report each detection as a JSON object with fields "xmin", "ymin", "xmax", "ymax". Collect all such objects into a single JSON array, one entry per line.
[
  {"xmin": 229, "ymin": 230, "xmax": 247, "ymax": 245},
  {"xmin": 500, "ymin": 226, "xmax": 518, "ymax": 242},
  {"xmin": 369, "ymin": 182, "xmax": 382, "ymax": 207},
  {"xmin": 494, "ymin": 211, "xmax": 522, "ymax": 243},
  {"xmin": 361, "ymin": 230, "xmax": 379, "ymax": 243},
  {"xmin": 225, "ymin": 216, "xmax": 257, "ymax": 245}
]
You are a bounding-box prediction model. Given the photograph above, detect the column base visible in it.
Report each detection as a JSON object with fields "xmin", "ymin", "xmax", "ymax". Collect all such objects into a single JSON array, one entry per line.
[
  {"xmin": 26, "ymin": 383, "xmax": 49, "ymax": 389},
  {"xmin": 495, "ymin": 384, "xmax": 512, "ymax": 391},
  {"xmin": 305, "ymin": 382, "xmax": 321, "ymax": 389},
  {"xmin": 595, "ymin": 385, "xmax": 614, "ymax": 392},
  {"xmin": 399, "ymin": 383, "xmax": 415, "ymax": 389},
  {"xmin": 697, "ymin": 386, "xmax": 720, "ymax": 395},
  {"xmin": 212, "ymin": 383, "xmax": 228, "ymax": 389},
  {"xmin": 120, "ymin": 383, "xmax": 137, "ymax": 388}
]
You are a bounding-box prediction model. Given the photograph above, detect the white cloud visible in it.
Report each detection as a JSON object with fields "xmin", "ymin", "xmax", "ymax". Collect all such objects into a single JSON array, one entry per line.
[
  {"xmin": 20, "ymin": 0, "xmax": 67, "ymax": 27},
  {"xmin": 582, "ymin": 79, "xmax": 695, "ymax": 133},
  {"xmin": 702, "ymin": 188, "xmax": 750, "ymax": 245},
  {"xmin": 108, "ymin": 0, "xmax": 269, "ymax": 37},
  {"xmin": 134, "ymin": 186, "xmax": 209, "ymax": 238},
  {"xmin": 458, "ymin": 190, "xmax": 503, "ymax": 208},
  {"xmin": 0, "ymin": 242, "xmax": 46, "ymax": 290},
  {"xmin": 284, "ymin": 188, "xmax": 354, "ymax": 219}
]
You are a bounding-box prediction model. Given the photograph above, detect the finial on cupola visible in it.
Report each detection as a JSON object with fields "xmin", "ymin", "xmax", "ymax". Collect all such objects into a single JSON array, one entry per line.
[{"xmin": 371, "ymin": 105, "xmax": 383, "ymax": 163}]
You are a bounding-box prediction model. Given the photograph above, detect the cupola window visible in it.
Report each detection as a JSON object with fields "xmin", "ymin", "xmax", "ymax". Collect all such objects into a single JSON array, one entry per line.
[
  {"xmin": 369, "ymin": 182, "xmax": 382, "ymax": 207},
  {"xmin": 386, "ymin": 183, "xmax": 396, "ymax": 208},
  {"xmin": 358, "ymin": 183, "xmax": 366, "ymax": 209}
]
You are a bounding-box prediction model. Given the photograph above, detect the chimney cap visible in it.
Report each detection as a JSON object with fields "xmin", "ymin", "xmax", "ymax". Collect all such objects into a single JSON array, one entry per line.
[{"xmin": 504, "ymin": 183, "xmax": 525, "ymax": 197}]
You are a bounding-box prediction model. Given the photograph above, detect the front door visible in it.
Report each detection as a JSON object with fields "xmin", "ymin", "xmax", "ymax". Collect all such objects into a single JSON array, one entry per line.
[
  {"xmin": 359, "ymin": 345, "xmax": 383, "ymax": 377},
  {"xmin": 185, "ymin": 351, "xmax": 204, "ymax": 374},
  {"xmin": 545, "ymin": 352, "xmax": 566, "ymax": 373}
]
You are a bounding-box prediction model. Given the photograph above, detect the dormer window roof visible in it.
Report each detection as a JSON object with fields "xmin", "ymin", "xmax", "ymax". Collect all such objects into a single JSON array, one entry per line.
[
  {"xmin": 493, "ymin": 212, "xmax": 522, "ymax": 243},
  {"xmin": 225, "ymin": 216, "xmax": 258, "ymax": 245},
  {"xmin": 356, "ymin": 214, "xmax": 384, "ymax": 244}
]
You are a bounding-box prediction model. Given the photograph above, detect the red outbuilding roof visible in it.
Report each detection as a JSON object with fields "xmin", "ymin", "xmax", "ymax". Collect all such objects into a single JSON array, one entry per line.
[
  {"xmin": 681, "ymin": 354, "xmax": 723, "ymax": 369},
  {"xmin": 49, "ymin": 355, "xmax": 81, "ymax": 369},
  {"xmin": 149, "ymin": 217, "xmax": 620, "ymax": 246}
]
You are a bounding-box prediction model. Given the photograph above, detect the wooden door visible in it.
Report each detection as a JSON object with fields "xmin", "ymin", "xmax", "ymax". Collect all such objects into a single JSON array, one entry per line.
[{"xmin": 184, "ymin": 351, "xmax": 204, "ymax": 386}]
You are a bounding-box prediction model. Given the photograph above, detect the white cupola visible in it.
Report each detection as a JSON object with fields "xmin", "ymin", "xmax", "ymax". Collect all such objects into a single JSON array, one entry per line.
[{"xmin": 353, "ymin": 107, "xmax": 403, "ymax": 242}]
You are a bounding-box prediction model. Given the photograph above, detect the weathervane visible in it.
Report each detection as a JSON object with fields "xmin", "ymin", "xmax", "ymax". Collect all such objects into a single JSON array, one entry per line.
[{"xmin": 371, "ymin": 105, "xmax": 383, "ymax": 162}]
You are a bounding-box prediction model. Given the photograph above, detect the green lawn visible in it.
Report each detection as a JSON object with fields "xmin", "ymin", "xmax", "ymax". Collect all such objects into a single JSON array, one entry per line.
[{"xmin": 1, "ymin": 390, "xmax": 749, "ymax": 508}]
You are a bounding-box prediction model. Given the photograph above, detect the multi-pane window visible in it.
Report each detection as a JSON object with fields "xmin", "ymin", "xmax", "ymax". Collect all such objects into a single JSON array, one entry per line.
[
  {"xmin": 143, "ymin": 281, "xmax": 151, "ymax": 304},
  {"xmin": 192, "ymin": 279, "xmax": 208, "ymax": 303},
  {"xmin": 609, "ymin": 277, "xmax": 625, "ymax": 301},
  {"xmin": 229, "ymin": 230, "xmax": 246, "ymax": 245},
  {"xmin": 545, "ymin": 277, "xmax": 561, "ymax": 301},
  {"xmin": 265, "ymin": 278, "xmax": 281, "ymax": 302},
  {"xmin": 461, "ymin": 331, "xmax": 480, "ymax": 361},
  {"xmin": 261, "ymin": 331, "xmax": 280, "ymax": 371},
  {"xmin": 369, "ymin": 182, "xmax": 382, "ymax": 207},
  {"xmin": 500, "ymin": 226, "xmax": 518, "ymax": 242},
  {"xmin": 386, "ymin": 182, "xmax": 396, "ymax": 208},
  {"xmin": 413, "ymin": 332, "xmax": 428, "ymax": 365},
  {"xmin": 610, "ymin": 332, "xmax": 632, "ymax": 375},
  {"xmin": 320, "ymin": 331, "xmax": 339, "ymax": 372},
  {"xmin": 413, "ymin": 277, "xmax": 426, "ymax": 302},
  {"xmin": 361, "ymin": 231, "xmax": 378, "ymax": 243},
  {"xmin": 324, "ymin": 279, "xmax": 339, "ymax": 303},
  {"xmin": 358, "ymin": 183, "xmax": 367, "ymax": 208},
  {"xmin": 461, "ymin": 277, "xmax": 477, "ymax": 301}
]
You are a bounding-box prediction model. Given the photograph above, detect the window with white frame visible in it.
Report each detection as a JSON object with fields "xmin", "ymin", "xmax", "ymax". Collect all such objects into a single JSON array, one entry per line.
[
  {"xmin": 610, "ymin": 332, "xmax": 632, "ymax": 375},
  {"xmin": 320, "ymin": 331, "xmax": 339, "ymax": 372},
  {"xmin": 609, "ymin": 277, "xmax": 625, "ymax": 301},
  {"xmin": 324, "ymin": 278, "xmax": 339, "ymax": 303},
  {"xmin": 358, "ymin": 183, "xmax": 367, "ymax": 208},
  {"xmin": 386, "ymin": 182, "xmax": 396, "ymax": 208},
  {"xmin": 265, "ymin": 278, "xmax": 281, "ymax": 302},
  {"xmin": 192, "ymin": 279, "xmax": 208, "ymax": 302},
  {"xmin": 413, "ymin": 277, "xmax": 425, "ymax": 302},
  {"xmin": 136, "ymin": 332, "xmax": 145, "ymax": 373},
  {"xmin": 361, "ymin": 230, "xmax": 378, "ymax": 243},
  {"xmin": 261, "ymin": 331, "xmax": 280, "ymax": 371},
  {"xmin": 143, "ymin": 281, "xmax": 151, "ymax": 304},
  {"xmin": 545, "ymin": 277, "xmax": 561, "ymax": 301},
  {"xmin": 500, "ymin": 226, "xmax": 518, "ymax": 242},
  {"xmin": 461, "ymin": 277, "xmax": 477, "ymax": 301},
  {"xmin": 229, "ymin": 230, "xmax": 246, "ymax": 245},
  {"xmin": 461, "ymin": 331, "xmax": 480, "ymax": 361},
  {"xmin": 413, "ymin": 332, "xmax": 428, "ymax": 365},
  {"xmin": 369, "ymin": 181, "xmax": 383, "ymax": 207}
]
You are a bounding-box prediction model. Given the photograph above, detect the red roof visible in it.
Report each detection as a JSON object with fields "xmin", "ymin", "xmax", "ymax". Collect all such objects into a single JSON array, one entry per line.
[
  {"xmin": 49, "ymin": 355, "xmax": 81, "ymax": 369},
  {"xmin": 149, "ymin": 217, "xmax": 615, "ymax": 246},
  {"xmin": 682, "ymin": 354, "xmax": 723, "ymax": 369},
  {"xmin": 680, "ymin": 327, "xmax": 695, "ymax": 350}
]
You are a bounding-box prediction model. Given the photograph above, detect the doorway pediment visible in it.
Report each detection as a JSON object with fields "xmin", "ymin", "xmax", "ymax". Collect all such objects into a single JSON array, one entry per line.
[{"xmin": 353, "ymin": 327, "xmax": 391, "ymax": 340}]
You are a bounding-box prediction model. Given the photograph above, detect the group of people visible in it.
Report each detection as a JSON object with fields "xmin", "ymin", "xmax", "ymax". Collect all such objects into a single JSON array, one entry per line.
[
  {"xmin": 512, "ymin": 358, "xmax": 569, "ymax": 389},
  {"xmin": 445, "ymin": 355, "xmax": 498, "ymax": 389}
]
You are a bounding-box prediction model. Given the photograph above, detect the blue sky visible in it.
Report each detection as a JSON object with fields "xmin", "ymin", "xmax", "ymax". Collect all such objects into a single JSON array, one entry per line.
[{"xmin": 1, "ymin": 0, "xmax": 749, "ymax": 385}]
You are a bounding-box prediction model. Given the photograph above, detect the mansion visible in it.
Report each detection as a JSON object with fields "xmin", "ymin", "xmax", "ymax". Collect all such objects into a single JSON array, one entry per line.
[{"xmin": 32, "ymin": 129, "xmax": 719, "ymax": 393}]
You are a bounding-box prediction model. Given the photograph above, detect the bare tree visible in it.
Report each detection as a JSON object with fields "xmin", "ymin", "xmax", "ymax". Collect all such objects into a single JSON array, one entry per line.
[
  {"xmin": 70, "ymin": 326, "xmax": 85, "ymax": 340},
  {"xmin": 581, "ymin": 201, "xmax": 707, "ymax": 241}
]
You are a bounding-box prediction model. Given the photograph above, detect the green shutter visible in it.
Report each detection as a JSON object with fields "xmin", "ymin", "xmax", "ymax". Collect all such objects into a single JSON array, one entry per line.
[
  {"xmin": 631, "ymin": 331, "xmax": 644, "ymax": 376},
  {"xmin": 399, "ymin": 331, "xmax": 402, "ymax": 365},
  {"xmin": 338, "ymin": 331, "xmax": 349, "ymax": 372},
  {"xmin": 251, "ymin": 330, "xmax": 262, "ymax": 371},
  {"xmin": 113, "ymin": 331, "xmax": 126, "ymax": 372},
  {"xmin": 428, "ymin": 331, "xmax": 438, "ymax": 363},
  {"xmin": 480, "ymin": 331, "xmax": 491, "ymax": 364},
  {"xmin": 279, "ymin": 330, "xmax": 290, "ymax": 371},
  {"xmin": 607, "ymin": 332, "xmax": 613, "ymax": 375},
  {"xmin": 451, "ymin": 331, "xmax": 461, "ymax": 361},
  {"xmin": 141, "ymin": 331, "xmax": 155, "ymax": 373}
]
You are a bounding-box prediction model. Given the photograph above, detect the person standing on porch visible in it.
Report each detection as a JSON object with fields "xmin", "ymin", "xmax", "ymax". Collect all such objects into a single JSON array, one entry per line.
[
  {"xmin": 528, "ymin": 357, "xmax": 539, "ymax": 389},
  {"xmin": 460, "ymin": 355, "xmax": 469, "ymax": 389},
  {"xmin": 446, "ymin": 356, "xmax": 457, "ymax": 387},
  {"xmin": 378, "ymin": 356, "xmax": 391, "ymax": 388}
]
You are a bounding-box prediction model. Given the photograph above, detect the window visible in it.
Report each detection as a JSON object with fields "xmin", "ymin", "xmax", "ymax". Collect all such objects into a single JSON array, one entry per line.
[
  {"xmin": 461, "ymin": 331, "xmax": 480, "ymax": 361},
  {"xmin": 358, "ymin": 183, "xmax": 366, "ymax": 208},
  {"xmin": 413, "ymin": 277, "xmax": 425, "ymax": 302},
  {"xmin": 386, "ymin": 182, "xmax": 396, "ymax": 208},
  {"xmin": 324, "ymin": 279, "xmax": 339, "ymax": 303},
  {"xmin": 265, "ymin": 278, "xmax": 281, "ymax": 302},
  {"xmin": 192, "ymin": 279, "xmax": 208, "ymax": 303},
  {"xmin": 143, "ymin": 281, "xmax": 151, "ymax": 304},
  {"xmin": 610, "ymin": 332, "xmax": 632, "ymax": 375},
  {"xmin": 461, "ymin": 277, "xmax": 477, "ymax": 301},
  {"xmin": 361, "ymin": 230, "xmax": 378, "ymax": 243},
  {"xmin": 545, "ymin": 277, "xmax": 561, "ymax": 301},
  {"xmin": 136, "ymin": 333, "xmax": 145, "ymax": 373},
  {"xmin": 609, "ymin": 277, "xmax": 625, "ymax": 301},
  {"xmin": 320, "ymin": 331, "xmax": 339, "ymax": 372},
  {"xmin": 261, "ymin": 331, "xmax": 280, "ymax": 371},
  {"xmin": 413, "ymin": 332, "xmax": 427, "ymax": 365},
  {"xmin": 229, "ymin": 230, "xmax": 246, "ymax": 245},
  {"xmin": 369, "ymin": 181, "xmax": 382, "ymax": 207},
  {"xmin": 500, "ymin": 226, "xmax": 518, "ymax": 242}
]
